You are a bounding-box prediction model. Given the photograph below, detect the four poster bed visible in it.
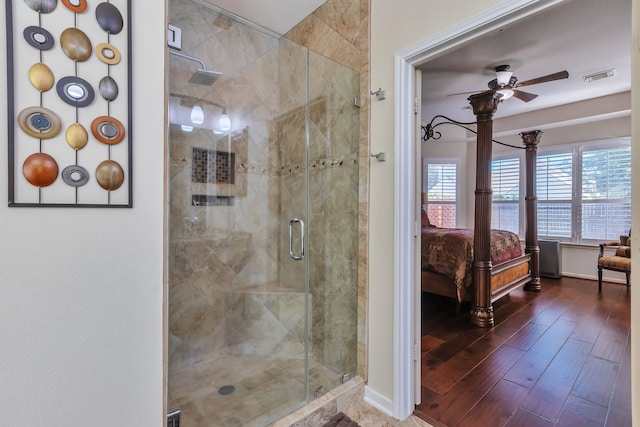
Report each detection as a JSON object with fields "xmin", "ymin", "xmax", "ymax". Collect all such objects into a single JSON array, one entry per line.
[{"xmin": 421, "ymin": 91, "xmax": 541, "ymax": 327}]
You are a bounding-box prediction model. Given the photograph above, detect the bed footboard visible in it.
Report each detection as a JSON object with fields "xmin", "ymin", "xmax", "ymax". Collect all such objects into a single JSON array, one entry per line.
[{"xmin": 490, "ymin": 254, "xmax": 531, "ymax": 302}]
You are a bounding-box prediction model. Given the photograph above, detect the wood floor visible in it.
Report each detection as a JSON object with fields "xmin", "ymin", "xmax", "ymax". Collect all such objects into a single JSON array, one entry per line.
[{"xmin": 415, "ymin": 276, "xmax": 631, "ymax": 427}]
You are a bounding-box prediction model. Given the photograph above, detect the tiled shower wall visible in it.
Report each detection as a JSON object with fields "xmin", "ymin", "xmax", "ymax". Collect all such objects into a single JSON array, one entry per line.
[
  {"xmin": 285, "ymin": 0, "xmax": 370, "ymax": 380},
  {"xmin": 169, "ymin": 0, "xmax": 289, "ymax": 371},
  {"xmin": 168, "ymin": 0, "xmax": 366, "ymax": 380},
  {"xmin": 276, "ymin": 46, "xmax": 360, "ymax": 374}
]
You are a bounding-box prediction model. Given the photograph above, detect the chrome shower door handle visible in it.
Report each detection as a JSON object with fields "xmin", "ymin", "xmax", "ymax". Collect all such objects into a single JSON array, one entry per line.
[{"xmin": 289, "ymin": 218, "xmax": 305, "ymax": 261}]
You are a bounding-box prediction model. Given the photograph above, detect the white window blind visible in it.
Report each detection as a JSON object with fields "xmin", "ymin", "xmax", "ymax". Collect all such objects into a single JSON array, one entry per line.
[
  {"xmin": 581, "ymin": 146, "xmax": 631, "ymax": 241},
  {"xmin": 537, "ymin": 152, "xmax": 573, "ymax": 238},
  {"xmin": 425, "ymin": 162, "xmax": 457, "ymax": 228},
  {"xmin": 491, "ymin": 158, "xmax": 520, "ymax": 233}
]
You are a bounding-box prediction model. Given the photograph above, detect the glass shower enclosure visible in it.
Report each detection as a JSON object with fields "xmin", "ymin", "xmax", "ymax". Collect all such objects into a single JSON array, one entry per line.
[{"xmin": 167, "ymin": 1, "xmax": 360, "ymax": 425}]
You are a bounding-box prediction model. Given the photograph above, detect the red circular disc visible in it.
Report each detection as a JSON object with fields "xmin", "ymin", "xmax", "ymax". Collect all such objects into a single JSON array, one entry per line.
[
  {"xmin": 61, "ymin": 0, "xmax": 87, "ymax": 13},
  {"xmin": 91, "ymin": 116, "xmax": 125, "ymax": 145},
  {"xmin": 23, "ymin": 152, "xmax": 59, "ymax": 187}
]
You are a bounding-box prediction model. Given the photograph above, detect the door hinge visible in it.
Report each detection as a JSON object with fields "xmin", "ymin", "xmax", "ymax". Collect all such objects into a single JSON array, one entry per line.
[
  {"xmin": 414, "ymin": 343, "xmax": 418, "ymax": 361},
  {"xmin": 414, "ymin": 97, "xmax": 419, "ymax": 114}
]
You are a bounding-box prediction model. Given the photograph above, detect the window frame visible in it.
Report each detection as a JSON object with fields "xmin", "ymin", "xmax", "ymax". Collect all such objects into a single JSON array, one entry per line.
[
  {"xmin": 423, "ymin": 158, "xmax": 460, "ymax": 228},
  {"xmin": 490, "ymin": 155, "xmax": 525, "ymax": 236},
  {"xmin": 577, "ymin": 139, "xmax": 632, "ymax": 244},
  {"xmin": 490, "ymin": 137, "xmax": 631, "ymax": 244}
]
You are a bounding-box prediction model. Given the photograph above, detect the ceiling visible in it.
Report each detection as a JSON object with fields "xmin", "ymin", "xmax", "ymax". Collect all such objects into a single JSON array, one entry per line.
[
  {"xmin": 419, "ymin": 0, "xmax": 632, "ymax": 124},
  {"xmin": 205, "ymin": 0, "xmax": 327, "ymax": 35}
]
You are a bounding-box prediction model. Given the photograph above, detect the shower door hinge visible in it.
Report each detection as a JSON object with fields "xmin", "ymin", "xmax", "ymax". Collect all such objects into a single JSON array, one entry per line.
[{"xmin": 353, "ymin": 97, "xmax": 361, "ymax": 108}]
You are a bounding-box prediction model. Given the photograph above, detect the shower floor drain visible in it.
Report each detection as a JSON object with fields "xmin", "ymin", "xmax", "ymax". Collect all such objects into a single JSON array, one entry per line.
[{"xmin": 218, "ymin": 385, "xmax": 235, "ymax": 395}]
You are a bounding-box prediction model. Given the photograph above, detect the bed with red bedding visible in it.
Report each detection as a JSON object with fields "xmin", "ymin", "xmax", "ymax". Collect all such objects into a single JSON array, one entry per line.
[
  {"xmin": 421, "ymin": 226, "xmax": 526, "ymax": 303},
  {"xmin": 421, "ymin": 93, "xmax": 541, "ymax": 327}
]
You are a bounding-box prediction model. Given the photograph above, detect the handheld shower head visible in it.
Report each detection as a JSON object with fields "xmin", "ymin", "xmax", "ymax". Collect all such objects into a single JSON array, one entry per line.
[{"xmin": 169, "ymin": 50, "xmax": 223, "ymax": 86}]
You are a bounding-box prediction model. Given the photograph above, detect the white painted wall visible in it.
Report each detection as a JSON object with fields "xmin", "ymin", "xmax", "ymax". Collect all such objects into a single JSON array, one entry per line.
[
  {"xmin": 0, "ymin": 2, "xmax": 166, "ymax": 426},
  {"xmin": 630, "ymin": 3, "xmax": 640, "ymax": 424},
  {"xmin": 369, "ymin": 0, "xmax": 505, "ymax": 404}
]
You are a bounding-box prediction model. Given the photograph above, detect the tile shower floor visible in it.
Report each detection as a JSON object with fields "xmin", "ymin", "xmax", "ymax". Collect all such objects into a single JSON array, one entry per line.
[{"xmin": 168, "ymin": 355, "xmax": 342, "ymax": 427}]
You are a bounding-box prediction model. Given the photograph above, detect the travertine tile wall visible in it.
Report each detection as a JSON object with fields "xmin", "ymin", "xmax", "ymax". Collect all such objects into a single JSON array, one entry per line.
[
  {"xmin": 168, "ymin": 0, "xmax": 290, "ymax": 371},
  {"xmin": 285, "ymin": 0, "xmax": 370, "ymax": 380},
  {"xmin": 168, "ymin": 0, "xmax": 369, "ymax": 384}
]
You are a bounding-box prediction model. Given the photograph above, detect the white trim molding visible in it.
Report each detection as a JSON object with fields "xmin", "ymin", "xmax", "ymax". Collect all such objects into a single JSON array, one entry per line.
[
  {"xmin": 392, "ymin": 0, "xmax": 568, "ymax": 420},
  {"xmin": 364, "ymin": 385, "xmax": 394, "ymax": 417}
]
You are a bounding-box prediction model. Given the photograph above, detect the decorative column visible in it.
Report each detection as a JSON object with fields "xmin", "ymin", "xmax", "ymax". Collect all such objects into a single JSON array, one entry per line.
[
  {"xmin": 468, "ymin": 91, "xmax": 502, "ymax": 328},
  {"xmin": 521, "ymin": 130, "xmax": 542, "ymax": 291}
]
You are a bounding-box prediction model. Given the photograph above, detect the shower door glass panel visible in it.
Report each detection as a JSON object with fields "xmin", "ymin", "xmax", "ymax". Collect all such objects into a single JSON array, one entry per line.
[
  {"xmin": 306, "ymin": 51, "xmax": 360, "ymax": 396},
  {"xmin": 167, "ymin": 1, "xmax": 309, "ymax": 425}
]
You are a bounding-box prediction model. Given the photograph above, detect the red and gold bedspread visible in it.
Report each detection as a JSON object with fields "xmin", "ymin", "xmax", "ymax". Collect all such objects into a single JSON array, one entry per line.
[{"xmin": 421, "ymin": 227, "xmax": 523, "ymax": 296}]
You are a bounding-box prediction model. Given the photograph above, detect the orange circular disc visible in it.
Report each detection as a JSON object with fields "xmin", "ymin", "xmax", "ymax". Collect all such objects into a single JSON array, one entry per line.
[
  {"xmin": 95, "ymin": 160, "xmax": 124, "ymax": 191},
  {"xmin": 23, "ymin": 152, "xmax": 59, "ymax": 187},
  {"xmin": 61, "ymin": 0, "xmax": 87, "ymax": 13},
  {"xmin": 91, "ymin": 116, "xmax": 125, "ymax": 145}
]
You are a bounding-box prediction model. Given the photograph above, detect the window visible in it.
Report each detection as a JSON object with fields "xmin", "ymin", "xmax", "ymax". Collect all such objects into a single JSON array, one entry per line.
[
  {"xmin": 491, "ymin": 158, "xmax": 520, "ymax": 233},
  {"xmin": 537, "ymin": 152, "xmax": 573, "ymax": 238},
  {"xmin": 490, "ymin": 138, "xmax": 631, "ymax": 244},
  {"xmin": 424, "ymin": 161, "xmax": 458, "ymax": 228},
  {"xmin": 581, "ymin": 145, "xmax": 631, "ymax": 241}
]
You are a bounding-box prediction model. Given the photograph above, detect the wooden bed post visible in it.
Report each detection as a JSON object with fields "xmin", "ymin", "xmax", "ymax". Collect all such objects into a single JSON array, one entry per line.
[
  {"xmin": 468, "ymin": 91, "xmax": 502, "ymax": 328},
  {"xmin": 521, "ymin": 130, "xmax": 542, "ymax": 291}
]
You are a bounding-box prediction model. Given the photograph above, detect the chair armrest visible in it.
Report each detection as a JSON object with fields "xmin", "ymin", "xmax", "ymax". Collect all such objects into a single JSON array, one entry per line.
[{"xmin": 599, "ymin": 241, "xmax": 620, "ymax": 258}]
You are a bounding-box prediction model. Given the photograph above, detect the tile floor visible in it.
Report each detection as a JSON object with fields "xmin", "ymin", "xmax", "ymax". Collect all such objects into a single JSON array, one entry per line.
[{"xmin": 168, "ymin": 354, "xmax": 344, "ymax": 426}]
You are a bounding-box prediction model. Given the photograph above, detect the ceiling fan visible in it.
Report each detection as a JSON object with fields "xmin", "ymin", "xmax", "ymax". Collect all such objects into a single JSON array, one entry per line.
[{"xmin": 449, "ymin": 64, "xmax": 569, "ymax": 102}]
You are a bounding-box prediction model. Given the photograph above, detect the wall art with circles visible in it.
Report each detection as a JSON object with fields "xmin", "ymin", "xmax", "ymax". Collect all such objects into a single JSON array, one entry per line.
[{"xmin": 6, "ymin": 0, "xmax": 132, "ymax": 207}]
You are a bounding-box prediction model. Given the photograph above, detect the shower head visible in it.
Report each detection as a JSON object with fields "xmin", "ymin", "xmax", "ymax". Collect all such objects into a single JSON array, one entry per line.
[
  {"xmin": 190, "ymin": 69, "xmax": 223, "ymax": 85},
  {"xmin": 169, "ymin": 50, "xmax": 223, "ymax": 86}
]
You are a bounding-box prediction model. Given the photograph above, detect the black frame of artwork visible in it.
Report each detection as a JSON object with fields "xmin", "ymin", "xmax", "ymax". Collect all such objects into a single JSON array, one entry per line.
[{"xmin": 5, "ymin": 0, "xmax": 132, "ymax": 207}]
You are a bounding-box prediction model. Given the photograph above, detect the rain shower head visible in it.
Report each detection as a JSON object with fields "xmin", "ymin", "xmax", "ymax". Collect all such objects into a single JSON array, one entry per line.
[
  {"xmin": 190, "ymin": 69, "xmax": 223, "ymax": 85},
  {"xmin": 169, "ymin": 50, "xmax": 223, "ymax": 86}
]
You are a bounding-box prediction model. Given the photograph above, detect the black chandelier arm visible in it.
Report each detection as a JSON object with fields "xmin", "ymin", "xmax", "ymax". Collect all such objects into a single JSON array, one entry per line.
[
  {"xmin": 422, "ymin": 114, "xmax": 475, "ymax": 141},
  {"xmin": 421, "ymin": 114, "xmax": 524, "ymax": 150}
]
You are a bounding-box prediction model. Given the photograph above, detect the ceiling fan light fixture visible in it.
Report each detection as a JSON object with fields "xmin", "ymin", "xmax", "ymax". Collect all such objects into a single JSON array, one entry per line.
[
  {"xmin": 496, "ymin": 71, "xmax": 513, "ymax": 86},
  {"xmin": 583, "ymin": 68, "xmax": 616, "ymax": 83},
  {"xmin": 497, "ymin": 89, "xmax": 514, "ymax": 101}
]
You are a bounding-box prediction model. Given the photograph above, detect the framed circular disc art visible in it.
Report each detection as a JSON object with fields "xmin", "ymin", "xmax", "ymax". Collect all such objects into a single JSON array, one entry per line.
[{"xmin": 6, "ymin": 0, "xmax": 132, "ymax": 207}]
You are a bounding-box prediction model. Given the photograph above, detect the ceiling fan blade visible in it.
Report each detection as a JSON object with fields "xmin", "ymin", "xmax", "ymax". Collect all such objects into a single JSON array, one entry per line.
[
  {"xmin": 512, "ymin": 89, "xmax": 539, "ymax": 102},
  {"xmin": 515, "ymin": 70, "xmax": 569, "ymax": 87},
  {"xmin": 446, "ymin": 90, "xmax": 482, "ymax": 97}
]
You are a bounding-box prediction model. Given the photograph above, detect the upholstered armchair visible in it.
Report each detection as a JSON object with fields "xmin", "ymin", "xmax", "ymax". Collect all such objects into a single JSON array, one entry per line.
[{"xmin": 597, "ymin": 232, "xmax": 631, "ymax": 293}]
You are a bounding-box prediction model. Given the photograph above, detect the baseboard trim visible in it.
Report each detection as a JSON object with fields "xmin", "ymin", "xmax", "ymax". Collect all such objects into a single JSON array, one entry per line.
[
  {"xmin": 363, "ymin": 386, "xmax": 394, "ymax": 418},
  {"xmin": 561, "ymin": 272, "xmax": 627, "ymax": 285}
]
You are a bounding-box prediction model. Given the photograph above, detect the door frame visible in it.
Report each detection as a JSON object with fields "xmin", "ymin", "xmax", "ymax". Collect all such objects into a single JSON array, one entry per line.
[{"xmin": 392, "ymin": 0, "xmax": 568, "ymax": 419}]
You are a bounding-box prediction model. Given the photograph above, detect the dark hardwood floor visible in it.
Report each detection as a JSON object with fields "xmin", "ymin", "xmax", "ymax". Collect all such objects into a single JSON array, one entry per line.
[{"xmin": 415, "ymin": 276, "xmax": 631, "ymax": 427}]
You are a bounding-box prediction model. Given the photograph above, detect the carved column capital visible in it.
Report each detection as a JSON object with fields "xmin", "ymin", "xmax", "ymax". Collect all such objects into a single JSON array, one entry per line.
[
  {"xmin": 520, "ymin": 129, "xmax": 543, "ymax": 149},
  {"xmin": 468, "ymin": 91, "xmax": 501, "ymax": 121}
]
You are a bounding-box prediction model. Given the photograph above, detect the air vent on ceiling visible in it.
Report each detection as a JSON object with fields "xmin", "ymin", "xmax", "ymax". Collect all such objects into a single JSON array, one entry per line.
[{"xmin": 583, "ymin": 68, "xmax": 616, "ymax": 83}]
